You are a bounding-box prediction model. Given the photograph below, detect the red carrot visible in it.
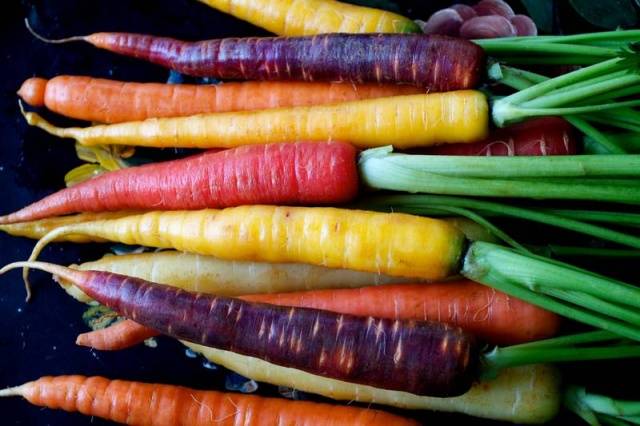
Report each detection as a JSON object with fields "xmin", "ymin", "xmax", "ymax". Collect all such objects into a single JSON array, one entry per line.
[
  {"xmin": 0, "ymin": 142, "xmax": 358, "ymax": 224},
  {"xmin": 3, "ymin": 261, "xmax": 479, "ymax": 397},
  {"xmin": 77, "ymin": 281, "xmax": 560, "ymax": 351},
  {"xmin": 0, "ymin": 375, "xmax": 419, "ymax": 425},
  {"xmin": 419, "ymin": 117, "xmax": 577, "ymax": 156},
  {"xmin": 29, "ymin": 26, "xmax": 484, "ymax": 90},
  {"xmin": 17, "ymin": 76, "xmax": 422, "ymax": 123}
]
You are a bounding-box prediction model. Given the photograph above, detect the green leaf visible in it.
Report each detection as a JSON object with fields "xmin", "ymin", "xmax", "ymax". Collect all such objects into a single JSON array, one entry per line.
[
  {"xmin": 520, "ymin": 0, "xmax": 554, "ymax": 33},
  {"xmin": 570, "ymin": 0, "xmax": 638, "ymax": 29},
  {"xmin": 345, "ymin": 0, "xmax": 402, "ymax": 13}
]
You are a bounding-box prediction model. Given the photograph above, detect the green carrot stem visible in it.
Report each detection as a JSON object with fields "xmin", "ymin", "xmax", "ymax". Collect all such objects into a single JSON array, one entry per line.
[
  {"xmin": 504, "ymin": 99, "xmax": 640, "ymax": 120},
  {"xmin": 359, "ymin": 194, "xmax": 640, "ymax": 248},
  {"xmin": 534, "ymin": 70, "xmax": 627, "ymax": 100},
  {"xmin": 585, "ymin": 133, "xmax": 640, "ymax": 154},
  {"xmin": 483, "ymin": 344, "xmax": 640, "ymax": 375},
  {"xmin": 475, "ymin": 41, "xmax": 618, "ymax": 57},
  {"xmin": 540, "ymin": 288, "xmax": 640, "ymax": 325},
  {"xmin": 598, "ymin": 413, "xmax": 637, "ymax": 426},
  {"xmin": 539, "ymin": 208, "xmax": 640, "ymax": 227},
  {"xmin": 580, "ymin": 389, "xmax": 640, "ymax": 417},
  {"xmin": 493, "ymin": 56, "xmax": 607, "ymax": 65},
  {"xmin": 421, "ymin": 205, "xmax": 529, "ymax": 253},
  {"xmin": 465, "ymin": 242, "xmax": 640, "ymax": 309},
  {"xmin": 505, "ymin": 330, "xmax": 622, "ymax": 350},
  {"xmin": 476, "ymin": 30, "xmax": 640, "ymax": 46},
  {"xmin": 462, "ymin": 241, "xmax": 640, "ymax": 341},
  {"xmin": 544, "ymin": 245, "xmax": 640, "ymax": 258},
  {"xmin": 567, "ymin": 117, "xmax": 627, "ymax": 154},
  {"xmin": 521, "ymin": 75, "xmax": 640, "ymax": 109},
  {"xmin": 497, "ymin": 58, "xmax": 622, "ymax": 106}
]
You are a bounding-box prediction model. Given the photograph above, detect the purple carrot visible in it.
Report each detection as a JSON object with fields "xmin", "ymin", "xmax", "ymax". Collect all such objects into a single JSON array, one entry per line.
[
  {"xmin": 30, "ymin": 25, "xmax": 485, "ymax": 91},
  {"xmin": 1, "ymin": 261, "xmax": 479, "ymax": 397}
]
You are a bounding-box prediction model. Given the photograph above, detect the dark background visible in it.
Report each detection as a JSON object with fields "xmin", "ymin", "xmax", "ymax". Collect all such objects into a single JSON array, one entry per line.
[{"xmin": 0, "ymin": 1, "xmax": 638, "ymax": 425}]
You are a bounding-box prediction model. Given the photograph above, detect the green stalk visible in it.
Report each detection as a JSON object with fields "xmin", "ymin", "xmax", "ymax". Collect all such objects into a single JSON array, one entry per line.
[
  {"xmin": 474, "ymin": 41, "xmax": 618, "ymax": 57},
  {"xmin": 504, "ymin": 330, "xmax": 622, "ymax": 350},
  {"xmin": 476, "ymin": 30, "xmax": 640, "ymax": 46},
  {"xmin": 501, "ymin": 99, "xmax": 640, "ymax": 121},
  {"xmin": 462, "ymin": 242, "xmax": 640, "ymax": 341},
  {"xmin": 540, "ymin": 288, "xmax": 640, "ymax": 325},
  {"xmin": 567, "ymin": 117, "xmax": 627, "ymax": 154},
  {"xmin": 544, "ymin": 246, "xmax": 640, "ymax": 258},
  {"xmin": 358, "ymin": 148, "xmax": 640, "ymax": 205},
  {"xmin": 359, "ymin": 194, "xmax": 640, "ymax": 248},
  {"xmin": 566, "ymin": 386, "xmax": 640, "ymax": 425}
]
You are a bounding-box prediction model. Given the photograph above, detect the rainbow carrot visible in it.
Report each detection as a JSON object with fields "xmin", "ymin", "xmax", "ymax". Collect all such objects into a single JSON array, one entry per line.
[
  {"xmin": 0, "ymin": 375, "xmax": 418, "ymax": 425},
  {"xmin": 18, "ymin": 76, "xmax": 421, "ymax": 123},
  {"xmin": 0, "ymin": 142, "xmax": 358, "ymax": 224}
]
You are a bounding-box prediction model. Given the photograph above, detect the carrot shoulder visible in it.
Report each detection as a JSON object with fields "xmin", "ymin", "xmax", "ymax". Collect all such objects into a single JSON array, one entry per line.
[
  {"xmin": 18, "ymin": 76, "xmax": 421, "ymax": 123},
  {"xmin": 0, "ymin": 375, "xmax": 418, "ymax": 425}
]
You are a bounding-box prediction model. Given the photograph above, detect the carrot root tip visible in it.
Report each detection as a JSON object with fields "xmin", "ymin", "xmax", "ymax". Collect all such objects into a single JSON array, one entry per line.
[
  {"xmin": 0, "ymin": 386, "xmax": 23, "ymax": 397},
  {"xmin": 24, "ymin": 18, "xmax": 87, "ymax": 44}
]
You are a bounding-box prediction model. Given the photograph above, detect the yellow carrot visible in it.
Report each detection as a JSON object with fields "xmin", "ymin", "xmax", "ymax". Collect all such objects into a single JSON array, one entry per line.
[
  {"xmin": 29, "ymin": 207, "xmax": 465, "ymax": 281},
  {"xmin": 23, "ymin": 91, "xmax": 489, "ymax": 149},
  {"xmin": 186, "ymin": 343, "xmax": 561, "ymax": 424},
  {"xmin": 60, "ymin": 250, "xmax": 414, "ymax": 304},
  {"xmin": 0, "ymin": 211, "xmax": 139, "ymax": 242},
  {"xmin": 197, "ymin": 0, "xmax": 420, "ymax": 35}
]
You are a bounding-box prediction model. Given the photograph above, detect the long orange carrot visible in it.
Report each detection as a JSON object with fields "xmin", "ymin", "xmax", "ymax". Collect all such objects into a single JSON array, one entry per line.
[
  {"xmin": 18, "ymin": 76, "xmax": 421, "ymax": 123},
  {"xmin": 0, "ymin": 375, "xmax": 418, "ymax": 425},
  {"xmin": 76, "ymin": 281, "xmax": 560, "ymax": 351}
]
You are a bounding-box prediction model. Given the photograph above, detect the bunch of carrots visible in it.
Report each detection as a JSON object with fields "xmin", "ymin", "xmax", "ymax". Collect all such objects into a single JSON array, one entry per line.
[{"xmin": 2, "ymin": 0, "xmax": 640, "ymax": 425}]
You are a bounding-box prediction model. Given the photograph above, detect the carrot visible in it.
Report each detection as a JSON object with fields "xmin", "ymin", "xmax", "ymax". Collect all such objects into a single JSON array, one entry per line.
[
  {"xmin": 27, "ymin": 207, "xmax": 465, "ymax": 282},
  {"xmin": 186, "ymin": 346, "xmax": 562, "ymax": 424},
  {"xmin": 29, "ymin": 29, "xmax": 484, "ymax": 90},
  {"xmin": 22, "ymin": 91, "xmax": 489, "ymax": 149},
  {"xmin": 0, "ymin": 142, "xmax": 359, "ymax": 224},
  {"xmin": 197, "ymin": 0, "xmax": 420, "ymax": 35},
  {"xmin": 3, "ymin": 261, "xmax": 479, "ymax": 397},
  {"xmin": 419, "ymin": 117, "xmax": 578, "ymax": 156},
  {"xmin": 18, "ymin": 76, "xmax": 421, "ymax": 123},
  {"xmin": 0, "ymin": 375, "xmax": 418, "ymax": 425},
  {"xmin": 0, "ymin": 211, "xmax": 138, "ymax": 242},
  {"xmin": 77, "ymin": 281, "xmax": 560, "ymax": 350},
  {"xmin": 61, "ymin": 251, "xmax": 414, "ymax": 304}
]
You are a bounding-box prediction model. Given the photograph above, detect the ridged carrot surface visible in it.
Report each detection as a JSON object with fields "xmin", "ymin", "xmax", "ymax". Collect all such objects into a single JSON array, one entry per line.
[
  {"xmin": 77, "ymin": 280, "xmax": 560, "ymax": 350},
  {"xmin": 24, "ymin": 91, "xmax": 489, "ymax": 149},
  {"xmin": 18, "ymin": 76, "xmax": 421, "ymax": 123},
  {"xmin": 0, "ymin": 142, "xmax": 359, "ymax": 224},
  {"xmin": 0, "ymin": 375, "xmax": 418, "ymax": 425},
  {"xmin": 197, "ymin": 0, "xmax": 420, "ymax": 35},
  {"xmin": 31, "ymin": 206, "xmax": 465, "ymax": 280}
]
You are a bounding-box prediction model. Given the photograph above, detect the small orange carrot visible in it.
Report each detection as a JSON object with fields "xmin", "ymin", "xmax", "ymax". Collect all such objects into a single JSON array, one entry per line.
[
  {"xmin": 18, "ymin": 76, "xmax": 422, "ymax": 123},
  {"xmin": 0, "ymin": 375, "xmax": 418, "ymax": 425},
  {"xmin": 76, "ymin": 281, "xmax": 560, "ymax": 351}
]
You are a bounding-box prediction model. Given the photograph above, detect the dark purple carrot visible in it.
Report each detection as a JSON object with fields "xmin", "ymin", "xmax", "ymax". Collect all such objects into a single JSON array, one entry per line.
[
  {"xmin": 29, "ymin": 24, "xmax": 485, "ymax": 90},
  {"xmin": 1, "ymin": 261, "xmax": 479, "ymax": 397}
]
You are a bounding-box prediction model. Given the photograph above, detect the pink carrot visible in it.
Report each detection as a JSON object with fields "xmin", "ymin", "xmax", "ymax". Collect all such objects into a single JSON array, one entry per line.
[{"xmin": 0, "ymin": 142, "xmax": 358, "ymax": 224}]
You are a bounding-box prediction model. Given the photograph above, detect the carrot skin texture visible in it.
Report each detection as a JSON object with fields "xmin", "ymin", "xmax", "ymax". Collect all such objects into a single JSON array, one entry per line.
[
  {"xmin": 85, "ymin": 33, "xmax": 484, "ymax": 90},
  {"xmin": 197, "ymin": 0, "xmax": 420, "ymax": 35},
  {"xmin": 421, "ymin": 117, "xmax": 578, "ymax": 156},
  {"xmin": 4, "ymin": 375, "xmax": 418, "ymax": 425},
  {"xmin": 24, "ymin": 91, "xmax": 490, "ymax": 149},
  {"xmin": 72, "ymin": 269, "xmax": 479, "ymax": 397},
  {"xmin": 18, "ymin": 76, "xmax": 421, "ymax": 123},
  {"xmin": 0, "ymin": 142, "xmax": 358, "ymax": 224},
  {"xmin": 78, "ymin": 281, "xmax": 560, "ymax": 350},
  {"xmin": 34, "ymin": 207, "xmax": 466, "ymax": 280}
]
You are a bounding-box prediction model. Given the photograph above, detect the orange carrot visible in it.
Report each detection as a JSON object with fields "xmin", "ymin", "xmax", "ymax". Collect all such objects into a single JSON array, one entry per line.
[
  {"xmin": 17, "ymin": 76, "xmax": 421, "ymax": 123},
  {"xmin": 76, "ymin": 281, "xmax": 560, "ymax": 351},
  {"xmin": 0, "ymin": 375, "xmax": 418, "ymax": 425}
]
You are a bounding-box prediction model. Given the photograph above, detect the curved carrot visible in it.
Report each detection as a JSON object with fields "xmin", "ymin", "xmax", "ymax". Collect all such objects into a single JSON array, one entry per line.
[
  {"xmin": 0, "ymin": 142, "xmax": 359, "ymax": 224},
  {"xmin": 18, "ymin": 76, "xmax": 421, "ymax": 123},
  {"xmin": 77, "ymin": 281, "xmax": 560, "ymax": 350},
  {"xmin": 2, "ymin": 261, "xmax": 479, "ymax": 397},
  {"xmin": 420, "ymin": 117, "xmax": 578, "ymax": 156},
  {"xmin": 0, "ymin": 375, "xmax": 418, "ymax": 425},
  {"xmin": 23, "ymin": 91, "xmax": 489, "ymax": 149},
  {"xmin": 197, "ymin": 0, "xmax": 420, "ymax": 35},
  {"xmin": 30, "ymin": 28, "xmax": 484, "ymax": 90}
]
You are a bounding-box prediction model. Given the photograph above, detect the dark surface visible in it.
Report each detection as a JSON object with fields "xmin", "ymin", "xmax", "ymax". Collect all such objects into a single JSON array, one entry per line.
[{"xmin": 0, "ymin": 1, "xmax": 638, "ymax": 425}]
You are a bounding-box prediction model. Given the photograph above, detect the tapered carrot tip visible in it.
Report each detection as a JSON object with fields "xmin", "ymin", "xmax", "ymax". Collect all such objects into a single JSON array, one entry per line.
[{"xmin": 17, "ymin": 78, "xmax": 47, "ymax": 107}]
